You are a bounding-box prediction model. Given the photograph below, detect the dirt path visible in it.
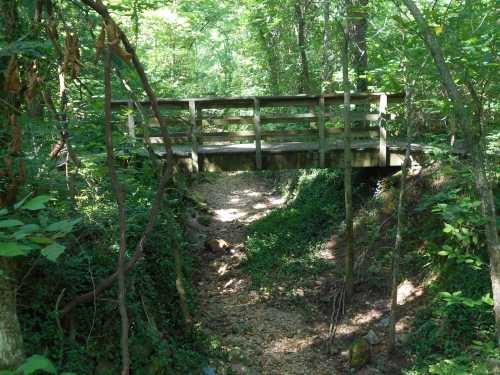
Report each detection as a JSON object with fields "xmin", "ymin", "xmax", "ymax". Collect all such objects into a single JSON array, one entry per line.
[{"xmin": 192, "ymin": 173, "xmax": 339, "ymax": 375}]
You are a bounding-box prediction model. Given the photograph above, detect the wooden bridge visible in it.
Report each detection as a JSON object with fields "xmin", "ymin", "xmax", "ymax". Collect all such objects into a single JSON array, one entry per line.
[{"xmin": 111, "ymin": 93, "xmax": 417, "ymax": 172}]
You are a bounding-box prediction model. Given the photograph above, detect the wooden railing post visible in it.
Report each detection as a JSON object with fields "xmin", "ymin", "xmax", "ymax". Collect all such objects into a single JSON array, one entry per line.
[
  {"xmin": 253, "ymin": 98, "xmax": 262, "ymax": 170},
  {"xmin": 127, "ymin": 99, "xmax": 136, "ymax": 142},
  {"xmin": 196, "ymin": 106, "xmax": 203, "ymax": 145},
  {"xmin": 318, "ymin": 96, "xmax": 326, "ymax": 168},
  {"xmin": 189, "ymin": 100, "xmax": 199, "ymax": 173},
  {"xmin": 378, "ymin": 94, "xmax": 388, "ymax": 167}
]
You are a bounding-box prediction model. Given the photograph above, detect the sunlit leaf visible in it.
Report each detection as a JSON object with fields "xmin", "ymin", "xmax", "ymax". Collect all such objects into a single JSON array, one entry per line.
[
  {"xmin": 41, "ymin": 242, "xmax": 66, "ymax": 262},
  {"xmin": 22, "ymin": 195, "xmax": 51, "ymax": 211},
  {"xmin": 16, "ymin": 354, "xmax": 56, "ymax": 374}
]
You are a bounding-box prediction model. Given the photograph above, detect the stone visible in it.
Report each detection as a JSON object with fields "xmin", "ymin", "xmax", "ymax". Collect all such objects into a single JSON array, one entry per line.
[
  {"xmin": 230, "ymin": 363, "xmax": 252, "ymax": 374},
  {"xmin": 364, "ymin": 330, "xmax": 382, "ymax": 345},
  {"xmin": 375, "ymin": 316, "xmax": 391, "ymax": 328},
  {"xmin": 206, "ymin": 239, "xmax": 231, "ymax": 252},
  {"xmin": 349, "ymin": 338, "xmax": 371, "ymax": 369},
  {"xmin": 202, "ymin": 367, "xmax": 217, "ymax": 375},
  {"xmin": 395, "ymin": 332, "xmax": 410, "ymax": 345}
]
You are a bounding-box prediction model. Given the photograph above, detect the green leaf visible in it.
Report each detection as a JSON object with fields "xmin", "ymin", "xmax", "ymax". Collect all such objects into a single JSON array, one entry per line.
[
  {"xmin": 13, "ymin": 193, "xmax": 33, "ymax": 210},
  {"xmin": 46, "ymin": 218, "xmax": 80, "ymax": 233},
  {"xmin": 29, "ymin": 236, "xmax": 53, "ymax": 245},
  {"xmin": 22, "ymin": 196, "xmax": 51, "ymax": 211},
  {"xmin": 443, "ymin": 223, "xmax": 454, "ymax": 233},
  {"xmin": 0, "ymin": 242, "xmax": 32, "ymax": 256},
  {"xmin": 16, "ymin": 355, "xmax": 56, "ymax": 374},
  {"xmin": 437, "ymin": 250, "xmax": 449, "ymax": 256},
  {"xmin": 482, "ymin": 294, "xmax": 494, "ymax": 306},
  {"xmin": 14, "ymin": 224, "xmax": 40, "ymax": 240},
  {"xmin": 0, "ymin": 208, "xmax": 8, "ymax": 216},
  {"xmin": 41, "ymin": 242, "xmax": 65, "ymax": 262},
  {"xmin": 0, "ymin": 219, "xmax": 24, "ymax": 228}
]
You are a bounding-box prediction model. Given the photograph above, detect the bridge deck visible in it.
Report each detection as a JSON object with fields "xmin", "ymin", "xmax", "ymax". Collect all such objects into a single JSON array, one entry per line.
[
  {"xmin": 153, "ymin": 140, "xmax": 426, "ymax": 172},
  {"xmin": 160, "ymin": 140, "xmax": 423, "ymax": 156}
]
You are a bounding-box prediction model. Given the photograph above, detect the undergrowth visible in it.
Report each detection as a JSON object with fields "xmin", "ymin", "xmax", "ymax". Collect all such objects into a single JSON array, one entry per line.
[
  {"xmin": 16, "ymin": 148, "xmax": 210, "ymax": 374},
  {"xmin": 242, "ymin": 168, "xmax": 378, "ymax": 293},
  {"xmin": 242, "ymin": 161, "xmax": 499, "ymax": 374}
]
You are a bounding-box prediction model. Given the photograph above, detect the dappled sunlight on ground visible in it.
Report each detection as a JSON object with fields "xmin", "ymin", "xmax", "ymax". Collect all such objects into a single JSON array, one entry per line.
[{"xmin": 192, "ymin": 172, "xmax": 422, "ymax": 374}]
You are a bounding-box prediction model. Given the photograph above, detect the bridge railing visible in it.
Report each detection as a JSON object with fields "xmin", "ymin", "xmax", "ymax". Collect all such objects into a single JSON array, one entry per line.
[{"xmin": 111, "ymin": 93, "xmax": 403, "ymax": 171}]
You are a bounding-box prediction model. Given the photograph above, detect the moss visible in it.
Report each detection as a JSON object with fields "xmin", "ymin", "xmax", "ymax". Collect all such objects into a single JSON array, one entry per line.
[{"xmin": 349, "ymin": 339, "xmax": 370, "ymax": 369}]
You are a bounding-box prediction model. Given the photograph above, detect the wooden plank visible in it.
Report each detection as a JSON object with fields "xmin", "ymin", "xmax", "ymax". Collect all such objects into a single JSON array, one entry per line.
[
  {"xmin": 111, "ymin": 92, "xmax": 405, "ymax": 110},
  {"xmin": 254, "ymin": 98, "xmax": 262, "ymax": 169},
  {"xmin": 378, "ymin": 94, "xmax": 388, "ymax": 166},
  {"xmin": 318, "ymin": 96, "xmax": 326, "ymax": 167},
  {"xmin": 189, "ymin": 100, "xmax": 199, "ymax": 173},
  {"xmin": 148, "ymin": 112, "xmax": 383, "ymax": 127},
  {"xmin": 149, "ymin": 127, "xmax": 380, "ymax": 144}
]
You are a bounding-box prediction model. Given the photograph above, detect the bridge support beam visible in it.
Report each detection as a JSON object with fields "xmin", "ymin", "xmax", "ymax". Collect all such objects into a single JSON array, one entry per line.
[
  {"xmin": 318, "ymin": 96, "xmax": 326, "ymax": 168},
  {"xmin": 253, "ymin": 98, "xmax": 262, "ymax": 170},
  {"xmin": 378, "ymin": 94, "xmax": 388, "ymax": 167},
  {"xmin": 127, "ymin": 99, "xmax": 136, "ymax": 142},
  {"xmin": 189, "ymin": 100, "xmax": 199, "ymax": 173}
]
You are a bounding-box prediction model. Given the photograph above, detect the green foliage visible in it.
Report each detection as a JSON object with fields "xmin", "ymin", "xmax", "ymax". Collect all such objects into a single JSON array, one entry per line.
[
  {"xmin": 403, "ymin": 161, "xmax": 499, "ymax": 374},
  {"xmin": 0, "ymin": 354, "xmax": 78, "ymax": 375},
  {"xmin": 0, "ymin": 195, "xmax": 78, "ymax": 261},
  {"xmin": 243, "ymin": 169, "xmax": 376, "ymax": 291},
  {"xmin": 14, "ymin": 154, "xmax": 208, "ymax": 374},
  {"xmin": 243, "ymin": 169, "xmax": 343, "ymax": 290}
]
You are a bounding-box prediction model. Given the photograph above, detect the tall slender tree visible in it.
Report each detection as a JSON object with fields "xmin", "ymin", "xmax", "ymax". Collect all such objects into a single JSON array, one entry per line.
[
  {"xmin": 295, "ymin": 0, "xmax": 311, "ymax": 93},
  {"xmin": 341, "ymin": 3, "xmax": 354, "ymax": 298},
  {"xmin": 397, "ymin": 0, "xmax": 500, "ymax": 345},
  {"xmin": 348, "ymin": 0, "xmax": 369, "ymax": 93},
  {"xmin": 0, "ymin": 0, "xmax": 25, "ymax": 369},
  {"xmin": 389, "ymin": 78, "xmax": 414, "ymax": 352}
]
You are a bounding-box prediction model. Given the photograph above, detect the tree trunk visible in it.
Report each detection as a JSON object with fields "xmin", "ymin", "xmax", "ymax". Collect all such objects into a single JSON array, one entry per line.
[
  {"xmin": 172, "ymin": 240, "xmax": 193, "ymax": 331},
  {"xmin": 348, "ymin": 0, "xmax": 369, "ymax": 127},
  {"xmin": 321, "ymin": 0, "xmax": 332, "ymax": 90},
  {"xmin": 0, "ymin": 259, "xmax": 24, "ymax": 370},
  {"xmin": 348, "ymin": 0, "xmax": 369, "ymax": 93},
  {"xmin": 295, "ymin": 0, "xmax": 310, "ymax": 94},
  {"xmin": 398, "ymin": 0, "xmax": 500, "ymax": 346},
  {"xmin": 341, "ymin": 21, "xmax": 354, "ymax": 298},
  {"xmin": 258, "ymin": 28, "xmax": 280, "ymax": 95},
  {"xmin": 389, "ymin": 84, "xmax": 413, "ymax": 352},
  {"xmin": 0, "ymin": 2, "xmax": 25, "ymax": 368},
  {"xmin": 103, "ymin": 44, "xmax": 130, "ymax": 374}
]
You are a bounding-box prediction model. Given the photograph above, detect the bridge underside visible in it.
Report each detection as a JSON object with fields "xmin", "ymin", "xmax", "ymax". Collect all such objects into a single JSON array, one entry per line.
[{"xmin": 162, "ymin": 141, "xmax": 421, "ymax": 173}]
